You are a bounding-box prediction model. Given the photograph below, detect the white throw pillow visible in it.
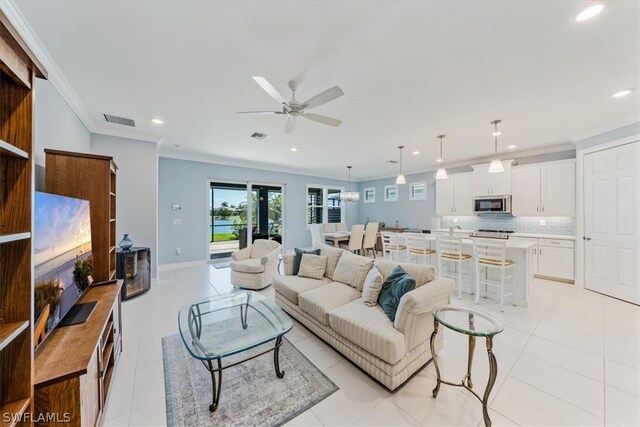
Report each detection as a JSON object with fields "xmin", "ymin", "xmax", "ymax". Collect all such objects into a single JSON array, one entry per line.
[
  {"xmin": 297, "ymin": 254, "xmax": 327, "ymax": 280},
  {"xmin": 362, "ymin": 267, "xmax": 384, "ymax": 307},
  {"xmin": 332, "ymin": 251, "xmax": 374, "ymax": 291}
]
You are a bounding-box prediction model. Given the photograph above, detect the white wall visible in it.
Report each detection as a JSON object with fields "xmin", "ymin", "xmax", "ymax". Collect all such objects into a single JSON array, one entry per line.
[
  {"xmin": 91, "ymin": 134, "xmax": 159, "ymax": 278},
  {"xmin": 33, "ymin": 78, "xmax": 91, "ymax": 189}
]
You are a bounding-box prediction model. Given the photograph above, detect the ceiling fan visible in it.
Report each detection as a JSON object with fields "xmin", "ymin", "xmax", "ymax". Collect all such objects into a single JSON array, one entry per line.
[{"xmin": 238, "ymin": 76, "xmax": 344, "ymax": 133}]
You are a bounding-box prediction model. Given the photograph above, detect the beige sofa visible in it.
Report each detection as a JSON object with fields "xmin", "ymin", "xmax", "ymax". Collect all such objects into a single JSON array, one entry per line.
[
  {"xmin": 274, "ymin": 243, "xmax": 453, "ymax": 390},
  {"xmin": 230, "ymin": 239, "xmax": 281, "ymax": 290}
]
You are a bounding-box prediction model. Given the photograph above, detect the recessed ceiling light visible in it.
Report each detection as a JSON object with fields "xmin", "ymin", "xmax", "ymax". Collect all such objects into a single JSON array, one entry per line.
[
  {"xmin": 575, "ymin": 4, "xmax": 604, "ymax": 22},
  {"xmin": 174, "ymin": 144, "xmax": 182, "ymax": 148},
  {"xmin": 413, "ymin": 151, "xmax": 420, "ymax": 155},
  {"xmin": 250, "ymin": 132, "xmax": 269, "ymax": 140},
  {"xmin": 492, "ymin": 131, "xmax": 502, "ymax": 137},
  {"xmin": 436, "ymin": 158, "xmax": 442, "ymax": 163},
  {"xmin": 290, "ymin": 147, "xmax": 298, "ymax": 152},
  {"xmin": 508, "ymin": 144, "xmax": 517, "ymax": 149},
  {"xmin": 612, "ymin": 89, "xmax": 632, "ymax": 98},
  {"xmin": 151, "ymin": 118, "xmax": 164, "ymax": 124}
]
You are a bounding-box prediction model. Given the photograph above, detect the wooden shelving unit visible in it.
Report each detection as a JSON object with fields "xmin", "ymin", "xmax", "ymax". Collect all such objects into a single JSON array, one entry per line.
[
  {"xmin": 0, "ymin": 11, "xmax": 46, "ymax": 426},
  {"xmin": 0, "ymin": 9, "xmax": 47, "ymax": 426},
  {"xmin": 44, "ymin": 150, "xmax": 118, "ymax": 282}
]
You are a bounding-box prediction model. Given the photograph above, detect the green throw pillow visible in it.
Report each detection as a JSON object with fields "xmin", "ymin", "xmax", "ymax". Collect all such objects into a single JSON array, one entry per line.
[
  {"xmin": 377, "ymin": 265, "xmax": 416, "ymax": 321},
  {"xmin": 293, "ymin": 248, "xmax": 321, "ymax": 275}
]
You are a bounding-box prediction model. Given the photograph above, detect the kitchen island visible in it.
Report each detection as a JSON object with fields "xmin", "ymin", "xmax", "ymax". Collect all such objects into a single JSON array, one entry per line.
[{"xmin": 406, "ymin": 233, "xmax": 536, "ymax": 307}]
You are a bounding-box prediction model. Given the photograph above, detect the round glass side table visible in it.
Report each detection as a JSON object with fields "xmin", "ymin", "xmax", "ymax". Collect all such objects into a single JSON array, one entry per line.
[{"xmin": 430, "ymin": 305, "xmax": 504, "ymax": 427}]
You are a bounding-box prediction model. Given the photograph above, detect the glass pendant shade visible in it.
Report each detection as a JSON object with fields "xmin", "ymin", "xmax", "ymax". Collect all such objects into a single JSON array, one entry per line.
[
  {"xmin": 435, "ymin": 168, "xmax": 448, "ymax": 180},
  {"xmin": 340, "ymin": 165, "xmax": 360, "ymax": 202},
  {"xmin": 488, "ymin": 159, "xmax": 504, "ymax": 173},
  {"xmin": 395, "ymin": 174, "xmax": 406, "ymax": 185}
]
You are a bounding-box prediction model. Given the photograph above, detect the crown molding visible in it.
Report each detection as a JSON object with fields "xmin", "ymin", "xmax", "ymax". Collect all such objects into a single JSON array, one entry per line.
[
  {"xmin": 159, "ymin": 148, "xmax": 349, "ymax": 182},
  {"xmin": 355, "ymin": 143, "xmax": 577, "ymax": 182},
  {"xmin": 0, "ymin": 0, "xmax": 163, "ymax": 144}
]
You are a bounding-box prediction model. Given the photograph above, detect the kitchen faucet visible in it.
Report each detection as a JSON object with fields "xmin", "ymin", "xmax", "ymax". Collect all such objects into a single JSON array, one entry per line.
[{"xmin": 449, "ymin": 225, "xmax": 462, "ymax": 236}]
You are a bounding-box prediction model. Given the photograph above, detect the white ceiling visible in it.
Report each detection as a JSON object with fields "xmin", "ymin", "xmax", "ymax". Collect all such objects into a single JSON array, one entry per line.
[{"xmin": 14, "ymin": 1, "xmax": 640, "ymax": 180}]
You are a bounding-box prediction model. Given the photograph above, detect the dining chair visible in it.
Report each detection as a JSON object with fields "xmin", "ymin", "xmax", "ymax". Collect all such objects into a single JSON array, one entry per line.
[
  {"xmin": 309, "ymin": 223, "xmax": 324, "ymax": 246},
  {"xmin": 362, "ymin": 222, "xmax": 379, "ymax": 258},
  {"xmin": 380, "ymin": 231, "xmax": 407, "ymax": 261},
  {"xmin": 335, "ymin": 223, "xmax": 348, "ymax": 232},
  {"xmin": 472, "ymin": 238, "xmax": 516, "ymax": 312},
  {"xmin": 405, "ymin": 233, "xmax": 436, "ymax": 267},
  {"xmin": 322, "ymin": 223, "xmax": 336, "ymax": 233},
  {"xmin": 435, "ymin": 235, "xmax": 473, "ymax": 299},
  {"xmin": 340, "ymin": 224, "xmax": 365, "ymax": 254}
]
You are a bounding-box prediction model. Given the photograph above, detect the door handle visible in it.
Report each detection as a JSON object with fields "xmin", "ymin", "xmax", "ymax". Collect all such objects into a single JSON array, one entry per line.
[
  {"xmin": 583, "ymin": 236, "xmax": 592, "ymax": 241},
  {"xmin": 541, "ymin": 206, "xmax": 545, "ymax": 212}
]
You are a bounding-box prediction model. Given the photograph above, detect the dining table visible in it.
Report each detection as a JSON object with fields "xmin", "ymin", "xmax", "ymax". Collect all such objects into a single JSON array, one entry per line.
[{"xmin": 322, "ymin": 231, "xmax": 350, "ymax": 247}]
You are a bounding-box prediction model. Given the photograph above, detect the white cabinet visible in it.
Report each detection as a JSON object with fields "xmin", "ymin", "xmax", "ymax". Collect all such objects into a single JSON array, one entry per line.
[
  {"xmin": 538, "ymin": 239, "xmax": 574, "ymax": 281},
  {"xmin": 512, "ymin": 161, "xmax": 575, "ymax": 216},
  {"xmin": 436, "ymin": 172, "xmax": 474, "ymax": 215},
  {"xmin": 472, "ymin": 161, "xmax": 513, "ymax": 196}
]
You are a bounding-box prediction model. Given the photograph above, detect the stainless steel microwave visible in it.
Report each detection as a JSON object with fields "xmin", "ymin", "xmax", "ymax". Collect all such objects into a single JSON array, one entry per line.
[{"xmin": 473, "ymin": 195, "xmax": 512, "ymax": 215}]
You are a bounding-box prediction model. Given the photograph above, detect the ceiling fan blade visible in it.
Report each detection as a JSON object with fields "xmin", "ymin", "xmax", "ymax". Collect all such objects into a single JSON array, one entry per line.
[
  {"xmin": 252, "ymin": 76, "xmax": 289, "ymax": 106},
  {"xmin": 302, "ymin": 113, "xmax": 342, "ymax": 127},
  {"xmin": 285, "ymin": 116, "xmax": 296, "ymax": 133},
  {"xmin": 236, "ymin": 111, "xmax": 284, "ymax": 115},
  {"xmin": 301, "ymin": 85, "xmax": 344, "ymax": 110}
]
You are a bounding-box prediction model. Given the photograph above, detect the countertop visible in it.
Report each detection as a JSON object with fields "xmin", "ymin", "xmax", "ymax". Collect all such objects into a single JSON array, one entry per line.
[
  {"xmin": 431, "ymin": 229, "xmax": 575, "ymax": 241},
  {"xmin": 406, "ymin": 232, "xmax": 536, "ymax": 249}
]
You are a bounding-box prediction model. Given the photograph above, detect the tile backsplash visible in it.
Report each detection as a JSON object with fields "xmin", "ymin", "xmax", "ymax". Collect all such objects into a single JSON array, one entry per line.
[{"xmin": 440, "ymin": 215, "xmax": 575, "ymax": 236}]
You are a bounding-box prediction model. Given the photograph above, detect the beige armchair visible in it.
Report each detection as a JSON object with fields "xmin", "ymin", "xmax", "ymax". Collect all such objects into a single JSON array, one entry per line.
[{"xmin": 230, "ymin": 239, "xmax": 282, "ymax": 290}]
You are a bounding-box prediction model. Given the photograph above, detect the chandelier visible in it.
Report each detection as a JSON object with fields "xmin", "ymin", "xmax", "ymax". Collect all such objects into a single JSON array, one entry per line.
[{"xmin": 340, "ymin": 166, "xmax": 360, "ymax": 202}]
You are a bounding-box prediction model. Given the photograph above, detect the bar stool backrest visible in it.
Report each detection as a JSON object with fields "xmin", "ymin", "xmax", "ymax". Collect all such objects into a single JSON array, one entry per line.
[
  {"xmin": 380, "ymin": 231, "xmax": 399, "ymax": 258},
  {"xmin": 405, "ymin": 233, "xmax": 430, "ymax": 254},
  {"xmin": 436, "ymin": 235, "xmax": 464, "ymax": 259},
  {"xmin": 472, "ymin": 238, "xmax": 507, "ymax": 264}
]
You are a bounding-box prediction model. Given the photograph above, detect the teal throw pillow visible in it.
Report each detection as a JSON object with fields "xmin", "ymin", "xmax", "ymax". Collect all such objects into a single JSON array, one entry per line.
[
  {"xmin": 293, "ymin": 248, "xmax": 321, "ymax": 275},
  {"xmin": 377, "ymin": 265, "xmax": 416, "ymax": 321}
]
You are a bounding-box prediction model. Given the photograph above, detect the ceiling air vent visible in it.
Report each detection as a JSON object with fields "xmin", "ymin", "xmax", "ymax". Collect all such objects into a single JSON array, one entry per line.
[
  {"xmin": 103, "ymin": 113, "xmax": 136, "ymax": 127},
  {"xmin": 386, "ymin": 160, "xmax": 398, "ymax": 164},
  {"xmin": 250, "ymin": 132, "xmax": 269, "ymax": 140}
]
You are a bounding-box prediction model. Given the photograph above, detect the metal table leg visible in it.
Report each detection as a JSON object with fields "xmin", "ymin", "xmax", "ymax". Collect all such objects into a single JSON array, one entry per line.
[
  {"xmin": 430, "ymin": 317, "xmax": 442, "ymax": 397},
  {"xmin": 465, "ymin": 335, "xmax": 475, "ymax": 389},
  {"xmin": 206, "ymin": 358, "xmax": 223, "ymax": 412},
  {"xmin": 274, "ymin": 335, "xmax": 285, "ymax": 378},
  {"xmin": 482, "ymin": 336, "xmax": 498, "ymax": 426}
]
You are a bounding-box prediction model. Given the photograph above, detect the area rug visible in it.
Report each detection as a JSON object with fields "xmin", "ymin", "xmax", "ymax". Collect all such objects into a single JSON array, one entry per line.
[
  {"xmin": 211, "ymin": 261, "xmax": 230, "ymax": 269},
  {"xmin": 162, "ymin": 329, "xmax": 338, "ymax": 427}
]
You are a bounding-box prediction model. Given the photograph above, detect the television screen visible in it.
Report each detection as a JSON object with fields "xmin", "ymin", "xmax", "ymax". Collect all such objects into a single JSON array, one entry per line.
[{"xmin": 34, "ymin": 191, "xmax": 92, "ymax": 347}]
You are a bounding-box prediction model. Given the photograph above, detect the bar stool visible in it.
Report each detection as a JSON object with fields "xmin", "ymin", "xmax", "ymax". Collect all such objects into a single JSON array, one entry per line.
[
  {"xmin": 405, "ymin": 234, "xmax": 436, "ymax": 267},
  {"xmin": 436, "ymin": 235, "xmax": 473, "ymax": 299},
  {"xmin": 381, "ymin": 231, "xmax": 407, "ymax": 262},
  {"xmin": 471, "ymin": 238, "xmax": 516, "ymax": 312}
]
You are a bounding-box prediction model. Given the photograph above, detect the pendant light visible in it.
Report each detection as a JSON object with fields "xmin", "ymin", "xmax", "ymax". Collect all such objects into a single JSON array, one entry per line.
[
  {"xmin": 488, "ymin": 119, "xmax": 504, "ymax": 173},
  {"xmin": 395, "ymin": 146, "xmax": 406, "ymax": 184},
  {"xmin": 435, "ymin": 134, "xmax": 448, "ymax": 180},
  {"xmin": 340, "ymin": 166, "xmax": 360, "ymax": 202}
]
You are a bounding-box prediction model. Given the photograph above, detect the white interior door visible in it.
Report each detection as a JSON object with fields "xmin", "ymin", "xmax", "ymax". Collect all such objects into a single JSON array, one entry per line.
[{"xmin": 584, "ymin": 141, "xmax": 639, "ymax": 304}]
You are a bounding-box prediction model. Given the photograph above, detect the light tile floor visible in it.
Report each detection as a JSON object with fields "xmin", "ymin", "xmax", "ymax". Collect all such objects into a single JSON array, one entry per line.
[{"xmin": 104, "ymin": 264, "xmax": 640, "ymax": 426}]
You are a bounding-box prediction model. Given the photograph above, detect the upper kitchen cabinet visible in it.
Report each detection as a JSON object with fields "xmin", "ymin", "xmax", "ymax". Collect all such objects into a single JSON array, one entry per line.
[
  {"xmin": 436, "ymin": 172, "xmax": 474, "ymax": 215},
  {"xmin": 472, "ymin": 160, "xmax": 513, "ymax": 196},
  {"xmin": 512, "ymin": 160, "xmax": 575, "ymax": 216}
]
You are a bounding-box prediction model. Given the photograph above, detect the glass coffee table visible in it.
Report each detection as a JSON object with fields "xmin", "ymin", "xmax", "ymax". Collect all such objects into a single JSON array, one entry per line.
[
  {"xmin": 430, "ymin": 305, "xmax": 504, "ymax": 427},
  {"xmin": 178, "ymin": 291, "xmax": 293, "ymax": 412}
]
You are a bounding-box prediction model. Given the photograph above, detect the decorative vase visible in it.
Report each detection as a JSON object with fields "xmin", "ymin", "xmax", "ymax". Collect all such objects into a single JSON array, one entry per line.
[{"xmin": 119, "ymin": 234, "xmax": 133, "ymax": 251}]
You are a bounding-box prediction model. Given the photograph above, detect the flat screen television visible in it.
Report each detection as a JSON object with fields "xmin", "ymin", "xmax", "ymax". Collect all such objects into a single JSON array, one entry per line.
[{"xmin": 34, "ymin": 191, "xmax": 94, "ymax": 348}]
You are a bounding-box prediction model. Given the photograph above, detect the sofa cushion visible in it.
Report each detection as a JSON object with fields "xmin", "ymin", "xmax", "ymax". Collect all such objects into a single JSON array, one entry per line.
[
  {"xmin": 298, "ymin": 254, "xmax": 327, "ymax": 280},
  {"xmin": 230, "ymin": 258, "xmax": 264, "ymax": 273},
  {"xmin": 374, "ymin": 259, "xmax": 435, "ymax": 288},
  {"xmin": 377, "ymin": 266, "xmax": 416, "ymax": 321},
  {"xmin": 332, "ymin": 251, "xmax": 374, "ymax": 291},
  {"xmin": 329, "ymin": 299, "xmax": 406, "ymax": 364},
  {"xmin": 251, "ymin": 239, "xmax": 280, "ymax": 259},
  {"xmin": 362, "ymin": 267, "xmax": 384, "ymax": 307},
  {"xmin": 316, "ymin": 244, "xmax": 344, "ymax": 280},
  {"xmin": 273, "ymin": 274, "xmax": 330, "ymax": 305},
  {"xmin": 298, "ymin": 282, "xmax": 361, "ymax": 326},
  {"xmin": 293, "ymin": 248, "xmax": 321, "ymax": 275}
]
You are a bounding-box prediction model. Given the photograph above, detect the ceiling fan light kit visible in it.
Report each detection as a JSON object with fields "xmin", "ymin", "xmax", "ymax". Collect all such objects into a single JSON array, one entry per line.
[
  {"xmin": 340, "ymin": 165, "xmax": 360, "ymax": 202},
  {"xmin": 395, "ymin": 145, "xmax": 406, "ymax": 185},
  {"xmin": 435, "ymin": 134, "xmax": 448, "ymax": 180},
  {"xmin": 238, "ymin": 77, "xmax": 344, "ymax": 134},
  {"xmin": 488, "ymin": 119, "xmax": 504, "ymax": 173}
]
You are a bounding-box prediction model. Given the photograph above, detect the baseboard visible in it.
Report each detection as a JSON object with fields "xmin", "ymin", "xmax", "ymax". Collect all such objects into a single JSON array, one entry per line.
[{"xmin": 157, "ymin": 260, "xmax": 207, "ymax": 271}]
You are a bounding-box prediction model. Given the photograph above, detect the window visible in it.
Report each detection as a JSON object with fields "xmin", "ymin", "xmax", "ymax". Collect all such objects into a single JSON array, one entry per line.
[
  {"xmin": 306, "ymin": 185, "xmax": 344, "ymax": 225},
  {"xmin": 384, "ymin": 185, "xmax": 398, "ymax": 202},
  {"xmin": 409, "ymin": 182, "xmax": 426, "ymax": 200},
  {"xmin": 363, "ymin": 187, "xmax": 375, "ymax": 203}
]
